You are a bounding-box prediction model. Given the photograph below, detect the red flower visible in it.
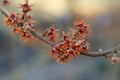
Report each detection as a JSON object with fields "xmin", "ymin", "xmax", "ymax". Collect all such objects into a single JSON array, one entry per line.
[
  {"xmin": 45, "ymin": 25, "xmax": 59, "ymax": 42},
  {"xmin": 74, "ymin": 20, "xmax": 84, "ymax": 28},
  {"xmin": 18, "ymin": 28, "xmax": 33, "ymax": 42},
  {"xmin": 19, "ymin": 0, "xmax": 33, "ymax": 13},
  {"xmin": 4, "ymin": 13, "xmax": 15, "ymax": 28},
  {"xmin": 73, "ymin": 39, "xmax": 89, "ymax": 53},
  {"xmin": 74, "ymin": 20, "xmax": 90, "ymax": 39},
  {"xmin": 50, "ymin": 33, "xmax": 90, "ymax": 63}
]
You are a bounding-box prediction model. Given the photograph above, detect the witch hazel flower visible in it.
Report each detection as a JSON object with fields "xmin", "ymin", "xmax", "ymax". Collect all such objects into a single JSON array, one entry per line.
[
  {"xmin": 73, "ymin": 39, "xmax": 89, "ymax": 53},
  {"xmin": 19, "ymin": 0, "xmax": 33, "ymax": 13},
  {"xmin": 4, "ymin": 0, "xmax": 34, "ymax": 42},
  {"xmin": 50, "ymin": 20, "xmax": 90, "ymax": 64},
  {"xmin": 50, "ymin": 31, "xmax": 89, "ymax": 64},
  {"xmin": 2, "ymin": 0, "xmax": 91, "ymax": 63},
  {"xmin": 50, "ymin": 39, "xmax": 89, "ymax": 64},
  {"xmin": 45, "ymin": 25, "xmax": 59, "ymax": 42},
  {"xmin": 4, "ymin": 12, "xmax": 16, "ymax": 28},
  {"xmin": 74, "ymin": 20, "xmax": 90, "ymax": 39}
]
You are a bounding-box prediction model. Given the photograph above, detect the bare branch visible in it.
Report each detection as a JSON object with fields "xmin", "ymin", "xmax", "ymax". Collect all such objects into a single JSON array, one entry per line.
[
  {"xmin": 0, "ymin": 6, "xmax": 10, "ymax": 17},
  {"xmin": 82, "ymin": 45, "xmax": 120, "ymax": 57}
]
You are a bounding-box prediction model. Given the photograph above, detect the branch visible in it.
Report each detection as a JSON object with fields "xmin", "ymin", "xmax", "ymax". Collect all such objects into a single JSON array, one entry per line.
[
  {"xmin": 82, "ymin": 45, "xmax": 120, "ymax": 57},
  {"xmin": 0, "ymin": 5, "xmax": 120, "ymax": 59},
  {"xmin": 0, "ymin": 6, "xmax": 54, "ymax": 47},
  {"xmin": 31, "ymin": 30, "xmax": 55, "ymax": 47},
  {"xmin": 0, "ymin": 5, "xmax": 10, "ymax": 17}
]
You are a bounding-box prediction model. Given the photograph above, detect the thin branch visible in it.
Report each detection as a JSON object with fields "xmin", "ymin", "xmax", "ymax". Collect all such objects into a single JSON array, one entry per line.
[
  {"xmin": 0, "ymin": 5, "xmax": 120, "ymax": 58},
  {"xmin": 0, "ymin": 6, "xmax": 10, "ymax": 17},
  {"xmin": 31, "ymin": 30, "xmax": 55, "ymax": 47},
  {"xmin": 82, "ymin": 45, "xmax": 120, "ymax": 57}
]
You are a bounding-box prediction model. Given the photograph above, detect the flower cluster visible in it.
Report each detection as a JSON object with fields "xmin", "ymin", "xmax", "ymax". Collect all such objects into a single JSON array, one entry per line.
[
  {"xmin": 45, "ymin": 25, "xmax": 59, "ymax": 42},
  {"xmin": 4, "ymin": 0, "xmax": 34, "ymax": 42},
  {"xmin": 50, "ymin": 20, "xmax": 90, "ymax": 63},
  {"xmin": 2, "ymin": 0, "xmax": 91, "ymax": 63}
]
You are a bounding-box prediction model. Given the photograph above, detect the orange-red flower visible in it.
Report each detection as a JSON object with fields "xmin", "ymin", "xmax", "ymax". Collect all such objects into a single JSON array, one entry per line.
[
  {"xmin": 4, "ymin": 17, "xmax": 14, "ymax": 28},
  {"xmin": 19, "ymin": 0, "xmax": 33, "ymax": 13},
  {"xmin": 50, "ymin": 34, "xmax": 73, "ymax": 63},
  {"xmin": 4, "ymin": 11, "xmax": 34, "ymax": 42},
  {"xmin": 12, "ymin": 27, "xmax": 33, "ymax": 43},
  {"xmin": 50, "ymin": 29, "xmax": 90, "ymax": 64},
  {"xmin": 74, "ymin": 20, "xmax": 90, "ymax": 39},
  {"xmin": 3, "ymin": 1, "xmax": 91, "ymax": 64},
  {"xmin": 4, "ymin": 13, "xmax": 17, "ymax": 28},
  {"xmin": 50, "ymin": 33, "xmax": 72, "ymax": 63},
  {"xmin": 45, "ymin": 25, "xmax": 59, "ymax": 42},
  {"xmin": 74, "ymin": 20, "xmax": 84, "ymax": 28},
  {"xmin": 50, "ymin": 39, "xmax": 89, "ymax": 63},
  {"xmin": 73, "ymin": 39, "xmax": 89, "ymax": 54}
]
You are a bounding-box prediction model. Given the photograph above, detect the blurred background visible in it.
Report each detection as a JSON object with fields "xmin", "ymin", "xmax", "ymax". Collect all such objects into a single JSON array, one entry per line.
[{"xmin": 0, "ymin": 0, "xmax": 120, "ymax": 80}]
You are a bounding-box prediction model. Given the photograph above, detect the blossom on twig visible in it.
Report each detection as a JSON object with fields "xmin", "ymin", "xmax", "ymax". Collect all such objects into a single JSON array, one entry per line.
[{"xmin": 45, "ymin": 25, "xmax": 59, "ymax": 42}]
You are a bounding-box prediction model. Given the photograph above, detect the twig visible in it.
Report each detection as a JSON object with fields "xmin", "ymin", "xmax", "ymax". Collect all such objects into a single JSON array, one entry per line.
[
  {"xmin": 82, "ymin": 45, "xmax": 120, "ymax": 57},
  {"xmin": 31, "ymin": 30, "xmax": 55, "ymax": 47},
  {"xmin": 0, "ymin": 5, "xmax": 120, "ymax": 58},
  {"xmin": 0, "ymin": 6, "xmax": 10, "ymax": 17}
]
